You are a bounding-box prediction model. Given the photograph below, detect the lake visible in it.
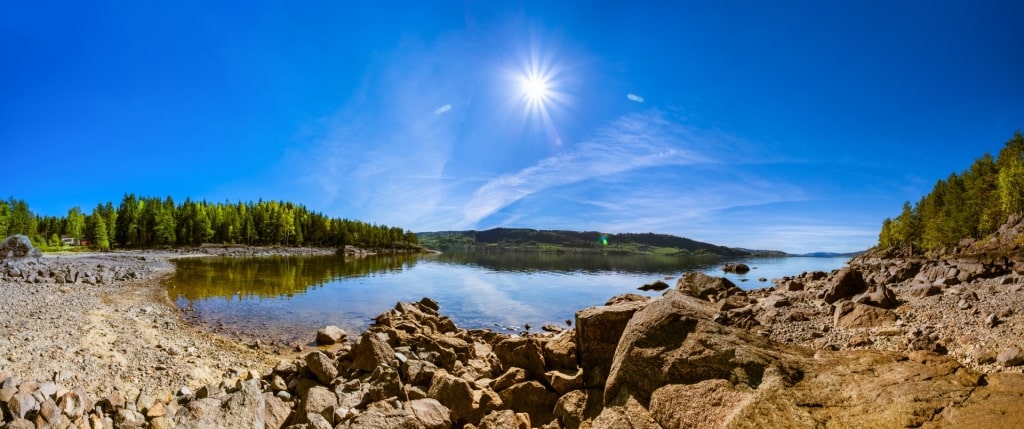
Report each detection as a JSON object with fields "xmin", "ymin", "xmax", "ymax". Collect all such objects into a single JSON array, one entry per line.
[{"xmin": 168, "ymin": 251, "xmax": 849, "ymax": 344}]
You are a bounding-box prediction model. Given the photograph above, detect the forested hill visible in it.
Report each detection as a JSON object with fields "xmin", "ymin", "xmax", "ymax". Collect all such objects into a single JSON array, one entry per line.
[
  {"xmin": 417, "ymin": 228, "xmax": 785, "ymax": 257},
  {"xmin": 0, "ymin": 195, "xmax": 418, "ymax": 251},
  {"xmin": 878, "ymin": 131, "xmax": 1024, "ymax": 252}
]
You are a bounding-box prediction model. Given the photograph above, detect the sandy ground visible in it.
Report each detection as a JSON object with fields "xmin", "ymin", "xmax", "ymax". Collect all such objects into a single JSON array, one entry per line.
[{"xmin": 0, "ymin": 249, "xmax": 314, "ymax": 400}]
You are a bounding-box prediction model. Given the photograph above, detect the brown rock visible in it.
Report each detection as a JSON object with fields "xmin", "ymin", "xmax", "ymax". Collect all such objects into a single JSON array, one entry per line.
[
  {"xmin": 405, "ymin": 398, "xmax": 452, "ymax": 429},
  {"xmin": 494, "ymin": 338, "xmax": 546, "ymax": 380},
  {"xmin": 492, "ymin": 367, "xmax": 529, "ymax": 392},
  {"xmin": 934, "ymin": 372, "xmax": 1024, "ymax": 427},
  {"xmin": 175, "ymin": 379, "xmax": 266, "ymax": 429},
  {"xmin": 910, "ymin": 283, "xmax": 942, "ymax": 298},
  {"xmin": 604, "ymin": 293, "xmax": 650, "ymax": 306},
  {"xmin": 649, "ymin": 381, "xmax": 752, "ymax": 429},
  {"xmin": 305, "ymin": 351, "xmax": 339, "ymax": 385},
  {"xmin": 263, "ymin": 393, "xmax": 291, "ymax": 429},
  {"xmin": 542, "ymin": 331, "xmax": 577, "ymax": 372},
  {"xmin": 497, "ymin": 381, "xmax": 558, "ymax": 426},
  {"xmin": 575, "ymin": 301, "xmax": 645, "ymax": 388},
  {"xmin": 676, "ymin": 272, "xmax": 742, "ymax": 301},
  {"xmin": 352, "ymin": 332, "xmax": 397, "ymax": 372},
  {"xmin": 997, "ymin": 347, "xmax": 1024, "ymax": 366},
  {"xmin": 150, "ymin": 417, "xmax": 175, "ymax": 429},
  {"xmin": 545, "ymin": 368, "xmax": 584, "ymax": 395},
  {"xmin": 315, "ymin": 325, "xmax": 348, "ymax": 345},
  {"xmin": 146, "ymin": 401, "xmax": 166, "ymax": 418},
  {"xmin": 306, "ymin": 412, "xmax": 333, "ymax": 429},
  {"xmin": 477, "ymin": 409, "xmax": 528, "ymax": 429},
  {"xmin": 427, "ymin": 369, "xmax": 476, "ymax": 423},
  {"xmin": 591, "ymin": 393, "xmax": 660, "ymax": 429},
  {"xmin": 604, "ymin": 290, "xmax": 794, "ymax": 404},
  {"xmin": 404, "ymin": 359, "xmax": 439, "ymax": 387},
  {"xmin": 553, "ymin": 389, "xmax": 603, "ymax": 429},
  {"xmin": 295, "ymin": 386, "xmax": 338, "ymax": 425},
  {"xmin": 853, "ymin": 283, "xmax": 898, "ymax": 309},
  {"xmin": 822, "ymin": 267, "xmax": 868, "ymax": 304},
  {"xmin": 833, "ymin": 301, "xmax": 897, "ymax": 329}
]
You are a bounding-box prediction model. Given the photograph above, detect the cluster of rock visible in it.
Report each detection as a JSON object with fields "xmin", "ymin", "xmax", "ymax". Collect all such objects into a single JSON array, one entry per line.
[
  {"xmin": 188, "ymin": 245, "xmax": 338, "ymax": 258},
  {"xmin": 721, "ymin": 263, "xmax": 750, "ymax": 274},
  {"xmin": 0, "ymin": 256, "xmax": 150, "ymax": 285}
]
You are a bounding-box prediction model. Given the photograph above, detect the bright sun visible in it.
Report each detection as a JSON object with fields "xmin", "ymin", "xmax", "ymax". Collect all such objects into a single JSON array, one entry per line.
[{"xmin": 521, "ymin": 75, "xmax": 550, "ymax": 103}]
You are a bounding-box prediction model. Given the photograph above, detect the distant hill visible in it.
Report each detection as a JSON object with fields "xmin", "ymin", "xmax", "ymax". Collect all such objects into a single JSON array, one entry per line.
[
  {"xmin": 797, "ymin": 251, "xmax": 864, "ymax": 258},
  {"xmin": 416, "ymin": 228, "xmax": 786, "ymax": 258}
]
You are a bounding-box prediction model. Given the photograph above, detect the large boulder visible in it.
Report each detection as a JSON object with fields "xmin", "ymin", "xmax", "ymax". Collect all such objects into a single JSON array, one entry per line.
[
  {"xmin": 175, "ymin": 379, "xmax": 265, "ymax": 429},
  {"xmin": 833, "ymin": 301, "xmax": 897, "ymax": 329},
  {"xmin": 0, "ymin": 235, "xmax": 41, "ymax": 259},
  {"xmin": 603, "ymin": 290, "xmax": 798, "ymax": 405},
  {"xmin": 575, "ymin": 301, "xmax": 646, "ymax": 388},
  {"xmin": 822, "ymin": 267, "xmax": 868, "ymax": 304}
]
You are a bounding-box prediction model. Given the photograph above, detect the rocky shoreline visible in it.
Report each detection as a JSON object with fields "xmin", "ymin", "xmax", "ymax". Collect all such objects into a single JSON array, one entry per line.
[{"xmin": 3, "ymin": 232, "xmax": 1024, "ymax": 427}]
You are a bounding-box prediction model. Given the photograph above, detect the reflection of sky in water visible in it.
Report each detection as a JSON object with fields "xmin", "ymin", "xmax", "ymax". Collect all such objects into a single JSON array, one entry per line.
[{"xmin": 174, "ymin": 255, "xmax": 848, "ymax": 344}]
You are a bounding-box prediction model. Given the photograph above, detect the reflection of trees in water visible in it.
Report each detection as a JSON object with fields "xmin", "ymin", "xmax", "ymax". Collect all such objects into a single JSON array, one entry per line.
[
  {"xmin": 170, "ymin": 254, "xmax": 420, "ymax": 301},
  {"xmin": 432, "ymin": 251, "xmax": 725, "ymax": 274}
]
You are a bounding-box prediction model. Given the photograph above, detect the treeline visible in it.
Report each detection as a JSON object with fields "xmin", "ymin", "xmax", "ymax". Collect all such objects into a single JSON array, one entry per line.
[
  {"xmin": 879, "ymin": 132, "xmax": 1024, "ymax": 252},
  {"xmin": 0, "ymin": 194, "xmax": 419, "ymax": 251}
]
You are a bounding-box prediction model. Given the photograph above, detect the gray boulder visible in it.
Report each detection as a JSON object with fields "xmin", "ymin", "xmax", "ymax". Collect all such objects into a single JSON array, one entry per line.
[{"xmin": 0, "ymin": 235, "xmax": 41, "ymax": 259}]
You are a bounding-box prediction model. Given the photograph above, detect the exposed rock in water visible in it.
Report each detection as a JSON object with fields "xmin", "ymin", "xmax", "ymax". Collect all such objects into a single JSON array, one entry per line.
[
  {"xmin": 722, "ymin": 263, "xmax": 750, "ymax": 274},
  {"xmin": 637, "ymin": 280, "xmax": 669, "ymax": 291}
]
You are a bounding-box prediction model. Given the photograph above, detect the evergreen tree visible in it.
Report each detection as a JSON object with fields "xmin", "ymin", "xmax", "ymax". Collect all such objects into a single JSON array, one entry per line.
[{"xmin": 94, "ymin": 216, "xmax": 110, "ymax": 251}]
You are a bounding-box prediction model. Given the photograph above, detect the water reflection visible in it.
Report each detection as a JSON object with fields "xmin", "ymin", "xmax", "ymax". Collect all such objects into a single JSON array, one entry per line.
[
  {"xmin": 432, "ymin": 250, "xmax": 723, "ymax": 273},
  {"xmin": 168, "ymin": 252, "xmax": 849, "ymax": 345},
  {"xmin": 170, "ymin": 254, "xmax": 419, "ymax": 301}
]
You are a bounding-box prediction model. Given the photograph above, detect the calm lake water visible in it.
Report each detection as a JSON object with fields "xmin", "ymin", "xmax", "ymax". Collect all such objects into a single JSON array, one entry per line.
[{"xmin": 168, "ymin": 252, "xmax": 848, "ymax": 344}]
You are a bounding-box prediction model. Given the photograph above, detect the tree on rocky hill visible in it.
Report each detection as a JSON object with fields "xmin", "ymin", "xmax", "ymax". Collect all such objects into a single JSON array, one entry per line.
[{"xmin": 878, "ymin": 131, "xmax": 1024, "ymax": 251}]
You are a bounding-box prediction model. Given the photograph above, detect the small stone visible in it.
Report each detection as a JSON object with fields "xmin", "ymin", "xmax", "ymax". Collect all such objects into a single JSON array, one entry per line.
[
  {"xmin": 146, "ymin": 401, "xmax": 166, "ymax": 417},
  {"xmin": 985, "ymin": 313, "xmax": 999, "ymax": 328},
  {"xmin": 997, "ymin": 347, "xmax": 1024, "ymax": 366}
]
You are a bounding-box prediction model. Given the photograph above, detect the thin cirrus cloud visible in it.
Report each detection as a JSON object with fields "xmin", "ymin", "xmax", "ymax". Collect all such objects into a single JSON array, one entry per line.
[
  {"xmin": 434, "ymin": 104, "xmax": 452, "ymax": 115},
  {"xmin": 457, "ymin": 111, "xmax": 718, "ymax": 228},
  {"xmin": 626, "ymin": 93, "xmax": 644, "ymax": 103}
]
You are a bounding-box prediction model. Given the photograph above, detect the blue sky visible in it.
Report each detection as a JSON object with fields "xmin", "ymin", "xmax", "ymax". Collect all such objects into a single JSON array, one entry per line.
[{"xmin": 2, "ymin": 1, "xmax": 1022, "ymax": 253}]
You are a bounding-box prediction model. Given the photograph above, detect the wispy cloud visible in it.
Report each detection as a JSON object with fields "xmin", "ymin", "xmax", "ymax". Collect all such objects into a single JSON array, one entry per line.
[
  {"xmin": 434, "ymin": 104, "xmax": 452, "ymax": 115},
  {"xmin": 458, "ymin": 111, "xmax": 714, "ymax": 228},
  {"xmin": 627, "ymin": 93, "xmax": 644, "ymax": 103}
]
